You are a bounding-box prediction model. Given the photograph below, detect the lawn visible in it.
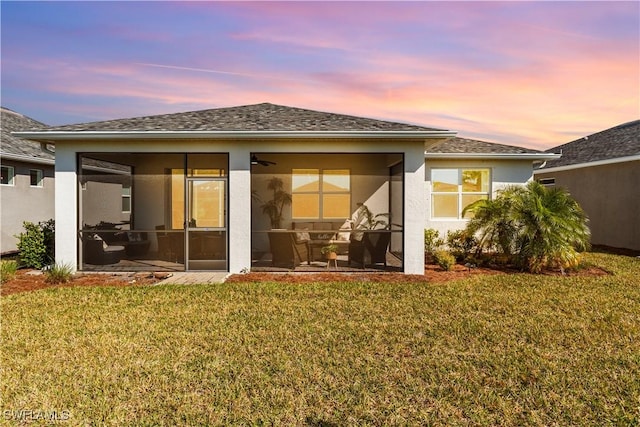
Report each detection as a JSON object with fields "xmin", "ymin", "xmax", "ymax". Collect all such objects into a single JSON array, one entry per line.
[{"xmin": 1, "ymin": 253, "xmax": 639, "ymax": 426}]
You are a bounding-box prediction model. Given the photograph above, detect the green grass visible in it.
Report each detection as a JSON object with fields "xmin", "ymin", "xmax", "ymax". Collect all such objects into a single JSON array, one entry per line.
[
  {"xmin": 2, "ymin": 253, "xmax": 639, "ymax": 426},
  {"xmin": 43, "ymin": 262, "xmax": 74, "ymax": 284},
  {"xmin": 0, "ymin": 259, "xmax": 17, "ymax": 283}
]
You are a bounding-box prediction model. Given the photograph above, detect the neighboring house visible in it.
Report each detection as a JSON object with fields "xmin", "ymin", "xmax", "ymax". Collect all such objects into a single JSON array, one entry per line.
[
  {"xmin": 0, "ymin": 107, "xmax": 54, "ymax": 254},
  {"xmin": 15, "ymin": 103, "xmax": 557, "ymax": 273},
  {"xmin": 535, "ymin": 120, "xmax": 640, "ymax": 251}
]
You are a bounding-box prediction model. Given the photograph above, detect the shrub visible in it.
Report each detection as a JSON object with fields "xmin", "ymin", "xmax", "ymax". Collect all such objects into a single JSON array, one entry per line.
[
  {"xmin": 513, "ymin": 182, "xmax": 590, "ymax": 273},
  {"xmin": 424, "ymin": 228, "xmax": 444, "ymax": 254},
  {"xmin": 41, "ymin": 219, "xmax": 55, "ymax": 259},
  {"xmin": 16, "ymin": 220, "xmax": 55, "ymax": 269},
  {"xmin": 434, "ymin": 250, "xmax": 456, "ymax": 271},
  {"xmin": 463, "ymin": 182, "xmax": 590, "ymax": 273},
  {"xmin": 446, "ymin": 230, "xmax": 478, "ymax": 262},
  {"xmin": 44, "ymin": 262, "xmax": 74, "ymax": 284},
  {"xmin": 463, "ymin": 192, "xmax": 520, "ymax": 256},
  {"xmin": 16, "ymin": 222, "xmax": 47, "ymax": 268},
  {"xmin": 1, "ymin": 260, "xmax": 18, "ymax": 283}
]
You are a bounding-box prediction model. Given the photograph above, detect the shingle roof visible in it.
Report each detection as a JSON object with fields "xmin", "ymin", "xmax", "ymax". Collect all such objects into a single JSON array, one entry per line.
[
  {"xmin": 44, "ymin": 102, "xmax": 446, "ymax": 133},
  {"xmin": 541, "ymin": 120, "xmax": 640, "ymax": 168},
  {"xmin": 0, "ymin": 107, "xmax": 53, "ymax": 162},
  {"xmin": 427, "ymin": 136, "xmax": 543, "ymax": 154}
]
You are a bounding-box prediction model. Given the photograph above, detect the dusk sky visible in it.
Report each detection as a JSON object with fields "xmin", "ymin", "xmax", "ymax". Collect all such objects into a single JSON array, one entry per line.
[{"xmin": 1, "ymin": 1, "xmax": 638, "ymax": 150}]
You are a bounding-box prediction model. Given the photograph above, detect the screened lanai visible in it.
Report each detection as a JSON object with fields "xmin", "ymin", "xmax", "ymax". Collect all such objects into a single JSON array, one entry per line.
[
  {"xmin": 77, "ymin": 151, "xmax": 404, "ymax": 273},
  {"xmin": 250, "ymin": 153, "xmax": 404, "ymax": 272},
  {"xmin": 78, "ymin": 153, "xmax": 229, "ymax": 272}
]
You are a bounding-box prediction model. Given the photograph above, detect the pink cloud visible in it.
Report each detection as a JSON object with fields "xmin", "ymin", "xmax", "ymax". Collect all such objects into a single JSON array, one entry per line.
[
  {"xmin": 18, "ymin": 50, "xmax": 636, "ymax": 150},
  {"xmin": 6, "ymin": 1, "xmax": 636, "ymax": 150}
]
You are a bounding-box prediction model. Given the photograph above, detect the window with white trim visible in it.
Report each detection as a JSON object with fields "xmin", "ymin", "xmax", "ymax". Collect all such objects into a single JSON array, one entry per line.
[
  {"xmin": 431, "ymin": 168, "xmax": 490, "ymax": 219},
  {"xmin": 1, "ymin": 166, "xmax": 15, "ymax": 186},
  {"xmin": 292, "ymin": 169, "xmax": 351, "ymax": 219},
  {"xmin": 29, "ymin": 169, "xmax": 44, "ymax": 187}
]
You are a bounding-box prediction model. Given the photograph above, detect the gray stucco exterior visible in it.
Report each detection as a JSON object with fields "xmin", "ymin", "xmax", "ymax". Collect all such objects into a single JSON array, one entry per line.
[
  {"xmin": 536, "ymin": 160, "xmax": 640, "ymax": 251},
  {"xmin": 1, "ymin": 107, "xmax": 55, "ymax": 254},
  {"xmin": 535, "ymin": 120, "xmax": 640, "ymax": 252},
  {"xmin": 1, "ymin": 160, "xmax": 55, "ymax": 253},
  {"xmin": 12, "ymin": 103, "xmax": 556, "ymax": 272}
]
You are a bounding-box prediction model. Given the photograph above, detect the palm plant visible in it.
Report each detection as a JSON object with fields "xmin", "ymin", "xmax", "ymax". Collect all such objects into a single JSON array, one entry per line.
[
  {"xmin": 463, "ymin": 182, "xmax": 590, "ymax": 273},
  {"xmin": 352, "ymin": 203, "xmax": 389, "ymax": 230},
  {"xmin": 512, "ymin": 181, "xmax": 590, "ymax": 273},
  {"xmin": 463, "ymin": 186, "xmax": 522, "ymax": 256},
  {"xmin": 260, "ymin": 177, "xmax": 292, "ymax": 229}
]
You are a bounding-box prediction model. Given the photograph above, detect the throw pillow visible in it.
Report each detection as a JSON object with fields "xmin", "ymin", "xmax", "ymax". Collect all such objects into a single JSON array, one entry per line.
[
  {"xmin": 296, "ymin": 229, "xmax": 311, "ymax": 241},
  {"xmin": 337, "ymin": 227, "xmax": 351, "ymax": 241},
  {"xmin": 127, "ymin": 232, "xmax": 142, "ymax": 242},
  {"xmin": 93, "ymin": 234, "xmax": 108, "ymax": 250}
]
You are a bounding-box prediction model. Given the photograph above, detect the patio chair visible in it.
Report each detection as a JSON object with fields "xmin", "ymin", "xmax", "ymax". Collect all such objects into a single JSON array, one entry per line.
[
  {"xmin": 348, "ymin": 230, "xmax": 391, "ymax": 268},
  {"xmin": 155, "ymin": 226, "xmax": 184, "ymax": 263},
  {"xmin": 123, "ymin": 231, "xmax": 151, "ymax": 257},
  {"xmin": 268, "ymin": 231, "xmax": 310, "ymax": 268},
  {"xmin": 83, "ymin": 236, "xmax": 125, "ymax": 265}
]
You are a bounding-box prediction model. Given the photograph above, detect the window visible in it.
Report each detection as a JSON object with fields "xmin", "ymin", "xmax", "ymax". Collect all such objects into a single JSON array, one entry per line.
[
  {"xmin": 171, "ymin": 168, "xmax": 226, "ymax": 229},
  {"xmin": 432, "ymin": 168, "xmax": 490, "ymax": 219},
  {"xmin": 190, "ymin": 169, "xmax": 224, "ymax": 177},
  {"xmin": 29, "ymin": 169, "xmax": 44, "ymax": 187},
  {"xmin": 1, "ymin": 166, "xmax": 15, "ymax": 186},
  {"xmin": 292, "ymin": 169, "xmax": 350, "ymax": 219},
  {"xmin": 121, "ymin": 183, "xmax": 131, "ymax": 212},
  {"xmin": 170, "ymin": 169, "xmax": 185, "ymax": 229},
  {"xmin": 538, "ymin": 177, "xmax": 555, "ymax": 187}
]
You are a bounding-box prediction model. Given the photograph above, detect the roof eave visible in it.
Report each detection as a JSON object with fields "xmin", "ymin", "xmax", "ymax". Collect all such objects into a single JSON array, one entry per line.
[
  {"xmin": 13, "ymin": 130, "xmax": 456, "ymax": 141},
  {"xmin": 425, "ymin": 152, "xmax": 561, "ymax": 160},
  {"xmin": 534, "ymin": 154, "xmax": 640, "ymax": 174},
  {"xmin": 0, "ymin": 152, "xmax": 55, "ymax": 165}
]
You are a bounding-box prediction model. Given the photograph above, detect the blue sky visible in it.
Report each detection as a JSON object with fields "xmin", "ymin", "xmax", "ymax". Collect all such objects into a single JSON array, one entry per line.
[{"xmin": 2, "ymin": 1, "xmax": 638, "ymax": 149}]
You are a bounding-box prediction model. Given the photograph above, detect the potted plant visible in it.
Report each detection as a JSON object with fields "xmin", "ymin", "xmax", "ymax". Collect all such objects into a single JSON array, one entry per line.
[
  {"xmin": 320, "ymin": 243, "xmax": 339, "ymax": 260},
  {"xmin": 260, "ymin": 177, "xmax": 292, "ymax": 229}
]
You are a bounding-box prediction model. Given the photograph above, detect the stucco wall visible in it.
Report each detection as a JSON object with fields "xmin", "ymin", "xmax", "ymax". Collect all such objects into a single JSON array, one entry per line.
[
  {"xmin": 129, "ymin": 153, "xmax": 184, "ymax": 233},
  {"xmin": 54, "ymin": 147, "xmax": 78, "ymax": 269},
  {"xmin": 390, "ymin": 163, "xmax": 403, "ymax": 253},
  {"xmin": 535, "ymin": 160, "xmax": 640, "ymax": 251},
  {"xmin": 1, "ymin": 160, "xmax": 55, "ymax": 254},
  {"xmin": 81, "ymin": 179, "xmax": 130, "ymax": 227},
  {"xmin": 424, "ymin": 158, "xmax": 535, "ymax": 237}
]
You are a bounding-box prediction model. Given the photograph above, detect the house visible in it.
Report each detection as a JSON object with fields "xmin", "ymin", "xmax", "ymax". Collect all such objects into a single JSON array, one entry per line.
[
  {"xmin": 15, "ymin": 103, "xmax": 557, "ymax": 273},
  {"xmin": 534, "ymin": 120, "xmax": 640, "ymax": 251},
  {"xmin": 425, "ymin": 136, "xmax": 559, "ymax": 238},
  {"xmin": 1, "ymin": 107, "xmax": 133, "ymax": 256},
  {"xmin": 0, "ymin": 107, "xmax": 54, "ymax": 254}
]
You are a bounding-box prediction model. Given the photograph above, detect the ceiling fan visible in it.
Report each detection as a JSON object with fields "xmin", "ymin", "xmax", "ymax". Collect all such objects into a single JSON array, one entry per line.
[{"xmin": 251, "ymin": 155, "xmax": 276, "ymax": 166}]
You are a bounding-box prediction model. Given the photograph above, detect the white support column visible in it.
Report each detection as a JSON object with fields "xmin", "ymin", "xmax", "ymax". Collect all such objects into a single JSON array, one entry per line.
[
  {"xmin": 228, "ymin": 149, "xmax": 252, "ymax": 273},
  {"xmin": 55, "ymin": 146, "xmax": 78, "ymax": 271},
  {"xmin": 403, "ymin": 147, "xmax": 426, "ymax": 274}
]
